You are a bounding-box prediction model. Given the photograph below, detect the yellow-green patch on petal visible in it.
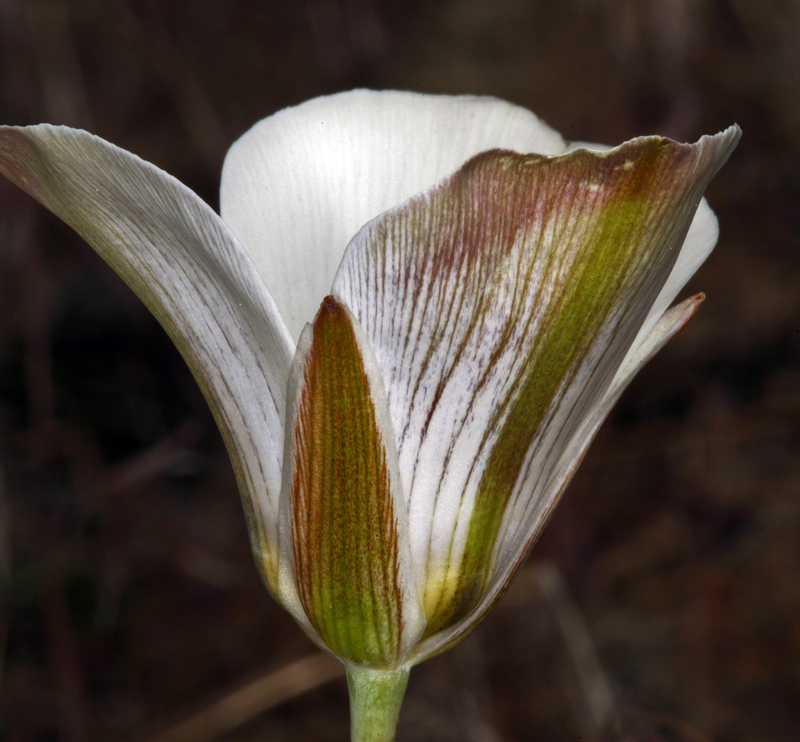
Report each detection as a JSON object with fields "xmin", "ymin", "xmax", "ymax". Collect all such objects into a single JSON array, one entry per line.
[{"xmin": 414, "ymin": 293, "xmax": 707, "ymax": 661}]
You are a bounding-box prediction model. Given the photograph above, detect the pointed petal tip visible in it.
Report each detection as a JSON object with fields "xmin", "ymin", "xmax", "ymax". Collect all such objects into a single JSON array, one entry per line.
[
  {"xmin": 321, "ymin": 294, "xmax": 343, "ymax": 317},
  {"xmin": 680, "ymin": 125, "xmax": 741, "ymax": 184},
  {"xmin": 699, "ymin": 123, "xmax": 741, "ymax": 169},
  {"xmin": 671, "ymin": 123, "xmax": 741, "ymax": 147},
  {"xmin": 0, "ymin": 127, "xmax": 39, "ymax": 192},
  {"xmin": 712, "ymin": 123, "xmax": 742, "ymax": 143},
  {"xmin": 630, "ymin": 292, "xmax": 708, "ymax": 372},
  {"xmin": 677, "ymin": 291, "xmax": 705, "ymax": 325},
  {"xmin": 672, "ymin": 292, "xmax": 705, "ymax": 333}
]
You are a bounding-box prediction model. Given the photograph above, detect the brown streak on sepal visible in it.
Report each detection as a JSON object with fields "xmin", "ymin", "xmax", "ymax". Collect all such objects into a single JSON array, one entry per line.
[{"xmin": 290, "ymin": 296, "xmax": 408, "ymax": 666}]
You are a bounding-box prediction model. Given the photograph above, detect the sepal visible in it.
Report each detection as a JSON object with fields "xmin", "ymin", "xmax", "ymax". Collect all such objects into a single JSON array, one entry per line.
[{"xmin": 280, "ymin": 296, "xmax": 425, "ymax": 666}]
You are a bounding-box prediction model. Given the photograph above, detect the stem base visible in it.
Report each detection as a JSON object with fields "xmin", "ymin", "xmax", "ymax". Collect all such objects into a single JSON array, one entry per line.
[{"xmin": 346, "ymin": 665, "xmax": 410, "ymax": 742}]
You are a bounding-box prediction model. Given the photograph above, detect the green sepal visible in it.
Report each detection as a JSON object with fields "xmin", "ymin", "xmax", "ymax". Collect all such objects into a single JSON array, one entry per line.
[{"xmin": 287, "ymin": 296, "xmax": 424, "ymax": 666}]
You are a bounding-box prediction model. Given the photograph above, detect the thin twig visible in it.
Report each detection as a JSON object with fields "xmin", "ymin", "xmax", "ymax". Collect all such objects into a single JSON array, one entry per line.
[
  {"xmin": 41, "ymin": 567, "xmax": 90, "ymax": 742},
  {"xmin": 142, "ymin": 653, "xmax": 344, "ymax": 742},
  {"xmin": 144, "ymin": 562, "xmax": 612, "ymax": 742},
  {"xmin": 0, "ymin": 466, "xmax": 9, "ymax": 678},
  {"xmin": 503, "ymin": 562, "xmax": 616, "ymax": 736}
]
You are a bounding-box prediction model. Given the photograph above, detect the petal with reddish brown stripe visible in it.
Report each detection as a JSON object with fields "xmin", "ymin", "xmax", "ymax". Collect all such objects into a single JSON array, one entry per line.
[{"xmin": 333, "ymin": 127, "xmax": 740, "ymax": 639}]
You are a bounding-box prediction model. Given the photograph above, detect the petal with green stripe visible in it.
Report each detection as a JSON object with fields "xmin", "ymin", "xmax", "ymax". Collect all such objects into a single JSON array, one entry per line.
[
  {"xmin": 332, "ymin": 127, "xmax": 740, "ymax": 639},
  {"xmin": 414, "ymin": 292, "xmax": 706, "ymax": 660},
  {"xmin": 284, "ymin": 296, "xmax": 425, "ymax": 666}
]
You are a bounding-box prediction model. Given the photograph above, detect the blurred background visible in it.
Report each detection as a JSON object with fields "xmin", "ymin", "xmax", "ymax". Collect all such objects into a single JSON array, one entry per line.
[{"xmin": 0, "ymin": 1, "xmax": 798, "ymax": 740}]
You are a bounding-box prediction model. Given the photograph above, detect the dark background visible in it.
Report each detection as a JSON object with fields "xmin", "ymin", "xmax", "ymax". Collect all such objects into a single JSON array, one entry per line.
[{"xmin": 0, "ymin": 1, "xmax": 798, "ymax": 740}]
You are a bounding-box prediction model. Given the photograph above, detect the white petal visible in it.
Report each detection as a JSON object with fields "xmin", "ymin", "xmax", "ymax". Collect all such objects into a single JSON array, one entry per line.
[
  {"xmin": 0, "ymin": 125, "xmax": 294, "ymax": 591},
  {"xmin": 220, "ymin": 90, "xmax": 566, "ymax": 342}
]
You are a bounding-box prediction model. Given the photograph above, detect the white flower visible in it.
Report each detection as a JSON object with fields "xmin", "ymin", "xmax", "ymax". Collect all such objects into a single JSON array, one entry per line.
[{"xmin": 0, "ymin": 91, "xmax": 739, "ymax": 671}]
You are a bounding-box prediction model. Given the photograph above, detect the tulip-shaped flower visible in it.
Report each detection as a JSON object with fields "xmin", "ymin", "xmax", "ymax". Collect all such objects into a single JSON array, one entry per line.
[{"xmin": 0, "ymin": 91, "xmax": 738, "ymax": 741}]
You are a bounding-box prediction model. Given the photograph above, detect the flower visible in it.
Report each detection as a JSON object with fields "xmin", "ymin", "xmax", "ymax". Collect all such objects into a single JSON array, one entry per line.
[{"xmin": 0, "ymin": 90, "xmax": 738, "ymax": 719}]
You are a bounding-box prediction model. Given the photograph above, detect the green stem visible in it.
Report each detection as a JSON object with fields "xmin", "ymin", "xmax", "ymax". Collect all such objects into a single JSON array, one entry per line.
[{"xmin": 346, "ymin": 665, "xmax": 410, "ymax": 742}]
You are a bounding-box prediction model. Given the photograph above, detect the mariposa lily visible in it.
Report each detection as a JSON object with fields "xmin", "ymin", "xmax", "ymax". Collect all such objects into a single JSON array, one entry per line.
[{"xmin": 0, "ymin": 90, "xmax": 738, "ymax": 741}]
